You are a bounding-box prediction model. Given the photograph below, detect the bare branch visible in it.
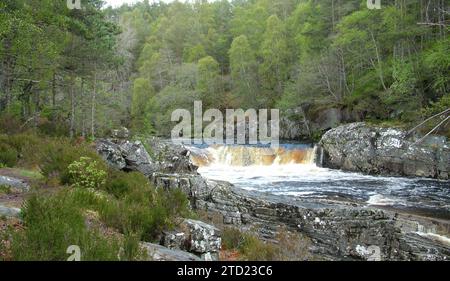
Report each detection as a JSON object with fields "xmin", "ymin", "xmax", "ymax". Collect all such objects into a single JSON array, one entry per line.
[{"xmin": 407, "ymin": 108, "xmax": 450, "ymax": 136}]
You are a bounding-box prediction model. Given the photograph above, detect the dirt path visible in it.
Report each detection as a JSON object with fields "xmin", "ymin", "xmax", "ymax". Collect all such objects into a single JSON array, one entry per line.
[{"xmin": 0, "ymin": 168, "xmax": 59, "ymax": 208}]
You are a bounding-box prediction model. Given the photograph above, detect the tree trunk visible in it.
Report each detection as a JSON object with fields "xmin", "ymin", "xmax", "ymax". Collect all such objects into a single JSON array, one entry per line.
[
  {"xmin": 81, "ymin": 78, "xmax": 86, "ymax": 138},
  {"xmin": 69, "ymin": 74, "xmax": 76, "ymax": 139},
  {"xmin": 91, "ymin": 64, "xmax": 97, "ymax": 139}
]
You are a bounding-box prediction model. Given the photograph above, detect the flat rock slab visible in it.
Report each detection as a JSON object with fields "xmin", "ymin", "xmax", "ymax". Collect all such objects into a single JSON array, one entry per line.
[
  {"xmin": 0, "ymin": 176, "xmax": 30, "ymax": 192},
  {"xmin": 141, "ymin": 242, "xmax": 201, "ymax": 261},
  {"xmin": 0, "ymin": 205, "xmax": 21, "ymax": 218}
]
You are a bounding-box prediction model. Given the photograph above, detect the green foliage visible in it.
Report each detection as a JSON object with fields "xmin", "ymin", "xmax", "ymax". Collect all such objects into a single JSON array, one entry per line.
[
  {"xmin": 131, "ymin": 78, "xmax": 155, "ymax": 135},
  {"xmin": 120, "ymin": 231, "xmax": 148, "ymax": 261},
  {"xmin": 229, "ymin": 35, "xmax": 259, "ymax": 108},
  {"xmin": 0, "ymin": 185, "xmax": 12, "ymax": 195},
  {"xmin": 239, "ymin": 233, "xmax": 278, "ymax": 261},
  {"xmin": 0, "ymin": 0, "xmax": 448, "ymax": 138},
  {"xmin": 105, "ymin": 170, "xmax": 150, "ymax": 199},
  {"xmin": 222, "ymin": 227, "xmax": 244, "ymax": 250},
  {"xmin": 423, "ymin": 37, "xmax": 450, "ymax": 96},
  {"xmin": 0, "ymin": 142, "xmax": 18, "ymax": 167},
  {"xmin": 221, "ymin": 226, "xmax": 313, "ymax": 261},
  {"xmin": 71, "ymin": 168, "xmax": 192, "ymax": 243},
  {"xmin": 38, "ymin": 139, "xmax": 106, "ymax": 185},
  {"xmin": 101, "ymin": 184, "xmax": 191, "ymax": 242},
  {"xmin": 197, "ymin": 56, "xmax": 223, "ymax": 108},
  {"xmin": 259, "ymin": 15, "xmax": 288, "ymax": 104},
  {"xmin": 68, "ymin": 157, "xmax": 107, "ymax": 189},
  {"xmin": 0, "ymin": 133, "xmax": 41, "ymax": 168},
  {"xmin": 11, "ymin": 192, "xmax": 121, "ymax": 261}
]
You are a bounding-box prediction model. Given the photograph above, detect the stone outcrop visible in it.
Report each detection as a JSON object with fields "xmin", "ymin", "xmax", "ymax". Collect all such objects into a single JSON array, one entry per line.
[
  {"xmin": 111, "ymin": 127, "xmax": 130, "ymax": 139},
  {"xmin": 152, "ymin": 172, "xmax": 450, "ymax": 261},
  {"xmin": 318, "ymin": 122, "xmax": 449, "ymax": 180},
  {"xmin": 0, "ymin": 175, "xmax": 30, "ymax": 192},
  {"xmin": 280, "ymin": 106, "xmax": 361, "ymax": 140},
  {"xmin": 98, "ymin": 135, "xmax": 450, "ymax": 261},
  {"xmin": 161, "ymin": 219, "xmax": 222, "ymax": 261},
  {"xmin": 141, "ymin": 242, "xmax": 201, "ymax": 261},
  {"xmin": 96, "ymin": 138, "xmax": 197, "ymax": 177}
]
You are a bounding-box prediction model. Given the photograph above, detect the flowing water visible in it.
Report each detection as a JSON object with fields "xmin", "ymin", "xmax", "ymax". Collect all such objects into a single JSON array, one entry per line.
[{"xmin": 189, "ymin": 144, "xmax": 450, "ymax": 220}]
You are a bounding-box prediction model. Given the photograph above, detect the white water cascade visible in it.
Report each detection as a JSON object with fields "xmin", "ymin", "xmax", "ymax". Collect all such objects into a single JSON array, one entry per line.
[{"xmin": 188, "ymin": 144, "xmax": 449, "ymax": 219}]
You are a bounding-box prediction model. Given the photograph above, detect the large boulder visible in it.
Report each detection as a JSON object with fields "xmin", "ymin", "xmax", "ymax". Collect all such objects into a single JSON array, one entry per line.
[
  {"xmin": 161, "ymin": 219, "xmax": 222, "ymax": 261},
  {"xmin": 318, "ymin": 122, "xmax": 449, "ymax": 180},
  {"xmin": 95, "ymin": 138, "xmax": 198, "ymax": 177},
  {"xmin": 96, "ymin": 139, "xmax": 157, "ymax": 176},
  {"xmin": 144, "ymin": 138, "xmax": 198, "ymax": 174}
]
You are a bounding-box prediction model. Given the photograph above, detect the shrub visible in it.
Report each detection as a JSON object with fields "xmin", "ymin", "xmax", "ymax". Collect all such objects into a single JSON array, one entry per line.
[
  {"xmin": 105, "ymin": 170, "xmax": 149, "ymax": 199},
  {"xmin": 0, "ymin": 142, "xmax": 18, "ymax": 167},
  {"xmin": 0, "ymin": 185, "xmax": 12, "ymax": 195},
  {"xmin": 38, "ymin": 139, "xmax": 106, "ymax": 185},
  {"xmin": 11, "ymin": 192, "xmax": 120, "ymax": 261},
  {"xmin": 273, "ymin": 228, "xmax": 312, "ymax": 261},
  {"xmin": 100, "ymin": 185, "xmax": 191, "ymax": 243},
  {"xmin": 0, "ymin": 133, "xmax": 44, "ymax": 168},
  {"xmin": 238, "ymin": 234, "xmax": 278, "ymax": 261},
  {"xmin": 120, "ymin": 231, "xmax": 148, "ymax": 261},
  {"xmin": 0, "ymin": 114, "xmax": 23, "ymax": 135},
  {"xmin": 222, "ymin": 227, "xmax": 244, "ymax": 250},
  {"xmin": 68, "ymin": 157, "xmax": 107, "ymax": 189},
  {"xmin": 66, "ymin": 170, "xmax": 191, "ymax": 244},
  {"xmin": 220, "ymin": 225, "xmax": 313, "ymax": 261}
]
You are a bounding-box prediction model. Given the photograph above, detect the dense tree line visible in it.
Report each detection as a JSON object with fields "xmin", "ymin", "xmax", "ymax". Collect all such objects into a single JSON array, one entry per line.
[
  {"xmin": 0, "ymin": 0, "xmax": 448, "ymax": 138},
  {"xmin": 0, "ymin": 0, "xmax": 128, "ymax": 138},
  {"xmin": 128, "ymin": 0, "xmax": 448, "ymax": 136}
]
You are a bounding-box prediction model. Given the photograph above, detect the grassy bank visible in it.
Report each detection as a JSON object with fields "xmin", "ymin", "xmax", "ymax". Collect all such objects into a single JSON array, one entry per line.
[{"xmin": 0, "ymin": 132, "xmax": 191, "ymax": 261}]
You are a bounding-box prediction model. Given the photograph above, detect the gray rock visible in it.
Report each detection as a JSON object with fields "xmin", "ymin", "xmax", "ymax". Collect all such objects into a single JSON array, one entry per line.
[
  {"xmin": 280, "ymin": 106, "xmax": 360, "ymax": 140},
  {"xmin": 0, "ymin": 205, "xmax": 21, "ymax": 218},
  {"xmin": 95, "ymin": 139, "xmax": 127, "ymax": 170},
  {"xmin": 111, "ymin": 127, "xmax": 130, "ymax": 139},
  {"xmin": 145, "ymin": 137, "xmax": 198, "ymax": 174},
  {"xmin": 280, "ymin": 107, "xmax": 311, "ymax": 140},
  {"xmin": 95, "ymin": 139, "xmax": 158, "ymax": 176},
  {"xmin": 183, "ymin": 219, "xmax": 222, "ymax": 257},
  {"xmin": 161, "ymin": 231, "xmax": 188, "ymax": 250},
  {"xmin": 0, "ymin": 175, "xmax": 30, "ymax": 192},
  {"xmin": 161, "ymin": 219, "xmax": 222, "ymax": 261},
  {"xmin": 96, "ymin": 134, "xmax": 450, "ymax": 261},
  {"xmin": 141, "ymin": 242, "xmax": 201, "ymax": 261},
  {"xmin": 95, "ymin": 138, "xmax": 198, "ymax": 176},
  {"xmin": 318, "ymin": 122, "xmax": 449, "ymax": 179},
  {"xmin": 120, "ymin": 140, "xmax": 157, "ymax": 176},
  {"xmin": 154, "ymin": 171, "xmax": 450, "ymax": 261}
]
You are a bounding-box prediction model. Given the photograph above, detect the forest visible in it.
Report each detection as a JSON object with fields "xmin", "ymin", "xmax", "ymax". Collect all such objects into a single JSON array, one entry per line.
[
  {"xmin": 0, "ymin": 0, "xmax": 449, "ymax": 138},
  {"xmin": 0, "ymin": 0, "xmax": 449, "ymax": 263}
]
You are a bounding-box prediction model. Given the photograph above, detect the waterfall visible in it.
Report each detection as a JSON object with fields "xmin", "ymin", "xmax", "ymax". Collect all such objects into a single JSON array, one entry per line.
[
  {"xmin": 315, "ymin": 145, "xmax": 324, "ymax": 167},
  {"xmin": 189, "ymin": 145, "xmax": 317, "ymax": 167}
]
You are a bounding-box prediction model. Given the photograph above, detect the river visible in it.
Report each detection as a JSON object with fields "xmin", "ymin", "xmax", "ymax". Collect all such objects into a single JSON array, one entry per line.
[{"xmin": 189, "ymin": 144, "xmax": 450, "ymax": 220}]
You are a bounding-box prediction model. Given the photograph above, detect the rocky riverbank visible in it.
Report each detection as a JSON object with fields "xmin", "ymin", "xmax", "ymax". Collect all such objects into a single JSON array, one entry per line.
[
  {"xmin": 95, "ymin": 132, "xmax": 450, "ymax": 261},
  {"xmin": 318, "ymin": 122, "xmax": 449, "ymax": 180}
]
